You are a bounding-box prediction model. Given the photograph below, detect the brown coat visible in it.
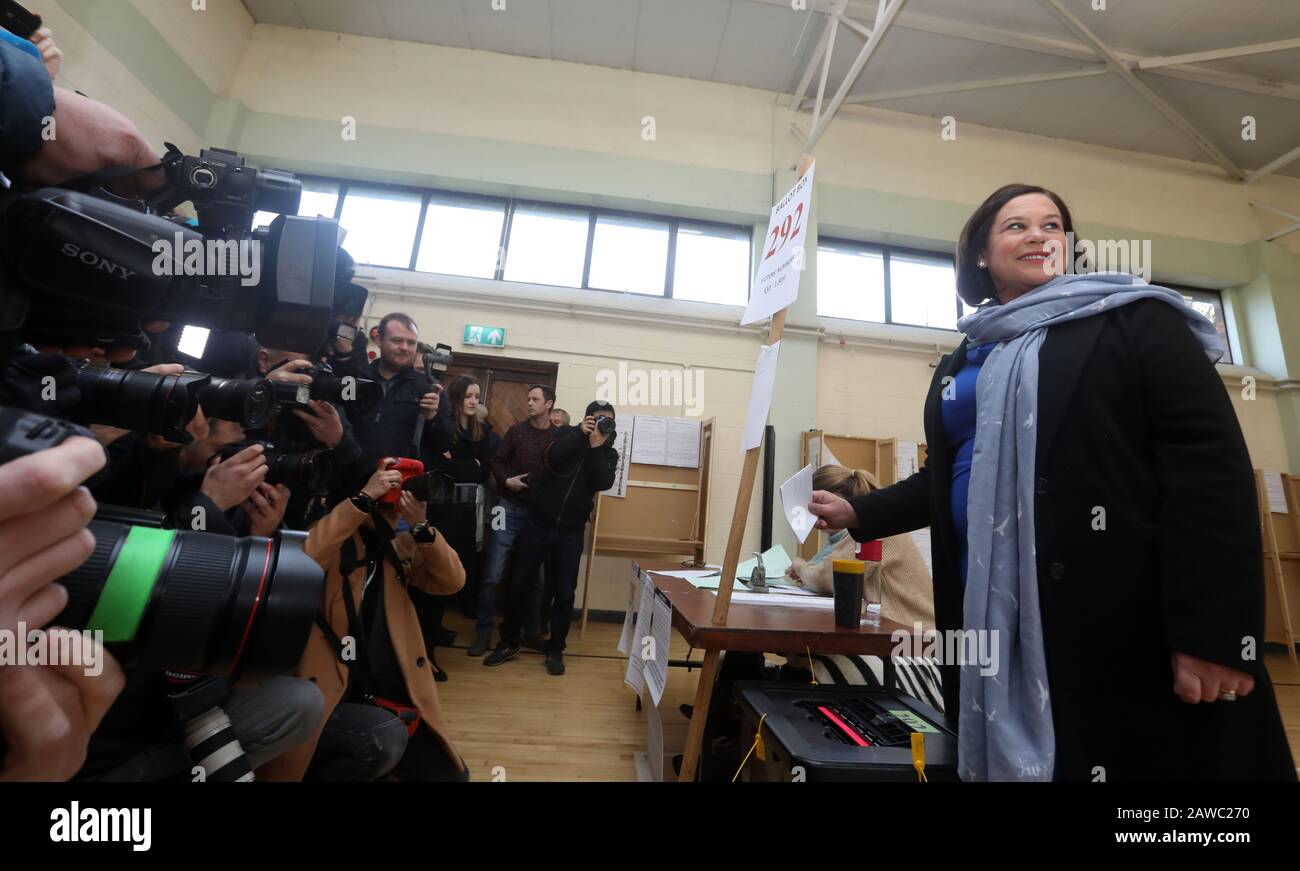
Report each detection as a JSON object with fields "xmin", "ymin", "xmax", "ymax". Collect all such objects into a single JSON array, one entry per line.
[{"xmin": 257, "ymin": 500, "xmax": 466, "ymax": 781}]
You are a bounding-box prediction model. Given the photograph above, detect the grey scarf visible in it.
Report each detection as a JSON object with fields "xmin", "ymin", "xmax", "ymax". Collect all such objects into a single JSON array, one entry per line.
[{"xmin": 955, "ymin": 272, "xmax": 1222, "ymax": 781}]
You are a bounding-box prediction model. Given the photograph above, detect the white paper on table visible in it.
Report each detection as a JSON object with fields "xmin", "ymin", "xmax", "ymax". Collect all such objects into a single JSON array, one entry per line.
[
  {"xmin": 896, "ymin": 441, "xmax": 919, "ymax": 483},
  {"xmin": 665, "ymin": 418, "xmax": 702, "ymax": 468},
  {"xmin": 911, "ymin": 528, "xmax": 934, "ymax": 579},
  {"xmin": 1264, "ymin": 471, "xmax": 1289, "ymax": 514},
  {"xmin": 602, "ymin": 428, "xmax": 632, "ymax": 498},
  {"xmin": 742, "ymin": 342, "xmax": 781, "ymax": 451},
  {"xmin": 631, "ymin": 416, "xmax": 670, "ymax": 465},
  {"xmin": 645, "ymin": 591, "xmax": 673, "ymax": 707},
  {"xmin": 741, "ymin": 161, "xmax": 816, "ymax": 326},
  {"xmin": 808, "ymin": 434, "xmax": 822, "ymax": 468},
  {"xmin": 617, "ymin": 563, "xmax": 639, "ymax": 655},
  {"xmin": 728, "ymin": 591, "xmax": 837, "ymax": 608},
  {"xmin": 822, "ymin": 440, "xmax": 843, "ymax": 470},
  {"xmin": 623, "ymin": 572, "xmax": 656, "ymax": 696},
  {"xmin": 779, "ymin": 463, "xmax": 816, "ymax": 544},
  {"xmin": 644, "ymin": 697, "xmax": 664, "ymax": 783}
]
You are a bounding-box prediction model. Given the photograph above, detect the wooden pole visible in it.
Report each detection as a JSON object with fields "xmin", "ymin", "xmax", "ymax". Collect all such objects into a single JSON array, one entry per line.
[
  {"xmin": 1256, "ymin": 471, "xmax": 1297, "ymax": 665},
  {"xmin": 679, "ymin": 153, "xmax": 813, "ymax": 782}
]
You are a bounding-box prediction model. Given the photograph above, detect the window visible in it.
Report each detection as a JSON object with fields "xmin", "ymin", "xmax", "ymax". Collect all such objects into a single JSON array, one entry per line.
[
  {"xmin": 588, "ymin": 214, "xmax": 670, "ymax": 295},
  {"xmin": 415, "ymin": 194, "xmax": 506, "ymax": 279},
  {"xmin": 252, "ymin": 179, "xmax": 340, "ymax": 230},
  {"xmin": 1173, "ymin": 285, "xmax": 1234, "ymax": 364},
  {"xmin": 816, "ymin": 245, "xmax": 885, "ymax": 322},
  {"xmin": 818, "ymin": 239, "xmax": 958, "ymax": 329},
  {"xmin": 503, "ymin": 204, "xmax": 589, "ymax": 288},
  {"xmin": 890, "ymin": 253, "xmax": 959, "ymax": 330},
  {"xmin": 673, "ymin": 224, "xmax": 750, "ymax": 305},
  {"xmin": 337, "ymin": 187, "xmax": 423, "ymax": 267}
]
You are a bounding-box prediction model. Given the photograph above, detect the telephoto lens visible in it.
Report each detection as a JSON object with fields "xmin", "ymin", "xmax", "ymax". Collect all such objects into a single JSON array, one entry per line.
[
  {"xmin": 267, "ymin": 447, "xmax": 334, "ymax": 496},
  {"xmin": 70, "ymin": 362, "xmax": 210, "ymax": 444},
  {"xmin": 403, "ymin": 470, "xmax": 456, "ymax": 504},
  {"xmin": 53, "ymin": 508, "xmax": 323, "ymax": 677},
  {"xmin": 196, "ymin": 376, "xmax": 276, "ymax": 429}
]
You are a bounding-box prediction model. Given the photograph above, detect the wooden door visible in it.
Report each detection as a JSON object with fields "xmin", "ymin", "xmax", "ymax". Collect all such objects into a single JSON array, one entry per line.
[{"xmin": 444, "ymin": 352, "xmax": 557, "ymax": 436}]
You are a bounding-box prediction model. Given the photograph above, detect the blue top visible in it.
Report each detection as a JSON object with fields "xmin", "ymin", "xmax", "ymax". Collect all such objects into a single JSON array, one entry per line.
[{"xmin": 940, "ymin": 342, "xmax": 994, "ymax": 588}]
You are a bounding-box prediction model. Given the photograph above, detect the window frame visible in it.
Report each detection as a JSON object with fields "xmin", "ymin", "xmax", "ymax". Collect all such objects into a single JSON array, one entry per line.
[{"xmin": 818, "ymin": 237, "xmax": 961, "ymax": 330}]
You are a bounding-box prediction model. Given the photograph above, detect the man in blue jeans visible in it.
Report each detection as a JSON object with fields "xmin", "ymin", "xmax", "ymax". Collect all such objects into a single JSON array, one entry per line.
[
  {"xmin": 468, "ymin": 385, "xmax": 558, "ymax": 656},
  {"xmin": 486, "ymin": 401, "xmax": 619, "ymax": 675}
]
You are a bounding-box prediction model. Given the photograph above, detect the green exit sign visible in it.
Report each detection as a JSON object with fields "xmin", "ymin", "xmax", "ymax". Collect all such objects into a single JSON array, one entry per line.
[{"xmin": 463, "ymin": 324, "xmax": 506, "ymax": 347}]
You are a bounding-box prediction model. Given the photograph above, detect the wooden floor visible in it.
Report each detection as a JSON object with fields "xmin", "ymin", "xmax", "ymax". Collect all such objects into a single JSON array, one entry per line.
[{"xmin": 434, "ymin": 610, "xmax": 1300, "ymax": 781}]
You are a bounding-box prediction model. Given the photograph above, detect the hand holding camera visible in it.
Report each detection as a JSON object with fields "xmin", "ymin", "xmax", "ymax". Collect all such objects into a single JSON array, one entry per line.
[
  {"xmin": 292, "ymin": 399, "xmax": 343, "ymax": 449},
  {"xmin": 398, "ymin": 490, "xmax": 427, "ymax": 528},
  {"xmin": 245, "ymin": 482, "xmax": 291, "ymax": 537},
  {"xmin": 362, "ymin": 459, "xmax": 403, "ymax": 502},
  {"xmin": 201, "ymin": 442, "xmax": 268, "ymax": 511},
  {"xmin": 419, "ymin": 384, "xmax": 441, "ymax": 421}
]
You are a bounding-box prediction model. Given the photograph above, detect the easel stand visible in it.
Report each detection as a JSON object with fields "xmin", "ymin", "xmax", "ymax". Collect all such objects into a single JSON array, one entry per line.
[
  {"xmin": 1256, "ymin": 470, "xmax": 1300, "ymax": 664},
  {"xmin": 676, "ymin": 156, "xmax": 812, "ymax": 781}
]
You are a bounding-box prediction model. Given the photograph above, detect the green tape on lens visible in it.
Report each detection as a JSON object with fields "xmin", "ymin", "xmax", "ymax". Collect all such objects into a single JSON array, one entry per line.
[{"xmin": 86, "ymin": 526, "xmax": 175, "ymax": 643}]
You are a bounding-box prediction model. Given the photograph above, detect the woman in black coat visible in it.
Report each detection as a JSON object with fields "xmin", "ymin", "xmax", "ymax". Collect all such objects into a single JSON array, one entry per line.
[{"xmin": 809, "ymin": 183, "xmax": 1295, "ymax": 782}]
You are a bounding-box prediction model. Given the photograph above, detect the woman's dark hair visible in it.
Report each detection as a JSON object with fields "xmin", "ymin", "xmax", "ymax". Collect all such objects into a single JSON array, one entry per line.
[
  {"xmin": 956, "ymin": 183, "xmax": 1075, "ymax": 307},
  {"xmin": 447, "ymin": 374, "xmax": 484, "ymax": 442}
]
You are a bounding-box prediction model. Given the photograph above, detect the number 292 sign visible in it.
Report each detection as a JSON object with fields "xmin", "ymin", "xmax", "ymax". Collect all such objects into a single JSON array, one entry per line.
[{"xmin": 741, "ymin": 160, "xmax": 815, "ymax": 326}]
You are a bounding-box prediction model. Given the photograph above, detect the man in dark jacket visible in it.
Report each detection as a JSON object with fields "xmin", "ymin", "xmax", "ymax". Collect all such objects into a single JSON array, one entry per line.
[
  {"xmin": 352, "ymin": 312, "xmax": 450, "ymax": 474},
  {"xmin": 486, "ymin": 401, "xmax": 619, "ymax": 675}
]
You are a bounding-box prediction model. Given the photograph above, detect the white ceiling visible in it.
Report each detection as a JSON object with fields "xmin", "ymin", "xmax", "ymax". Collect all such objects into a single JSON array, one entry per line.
[{"xmin": 240, "ymin": 0, "xmax": 1300, "ymax": 179}]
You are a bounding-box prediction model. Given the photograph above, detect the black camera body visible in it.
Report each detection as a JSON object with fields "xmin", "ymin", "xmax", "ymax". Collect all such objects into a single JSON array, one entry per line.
[
  {"xmin": 270, "ymin": 362, "xmax": 381, "ymax": 416},
  {"xmin": 595, "ymin": 416, "xmax": 616, "ymax": 436},
  {"xmin": 402, "ymin": 469, "xmax": 478, "ymax": 506},
  {"xmin": 219, "ymin": 439, "xmax": 334, "ymax": 496},
  {"xmin": 160, "ymin": 146, "xmax": 299, "ymax": 236}
]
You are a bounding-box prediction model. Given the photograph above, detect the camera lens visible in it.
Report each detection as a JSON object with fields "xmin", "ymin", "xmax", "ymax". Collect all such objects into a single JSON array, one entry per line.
[
  {"xmin": 310, "ymin": 368, "xmax": 380, "ymax": 415},
  {"xmin": 72, "ymin": 364, "xmax": 210, "ymax": 444},
  {"xmin": 55, "ymin": 520, "xmax": 323, "ymax": 677},
  {"xmin": 190, "ymin": 164, "xmax": 218, "ymax": 188},
  {"xmin": 596, "ymin": 417, "xmax": 616, "ymax": 435},
  {"xmin": 197, "ymin": 376, "xmax": 276, "ymax": 429},
  {"xmin": 267, "ymin": 448, "xmax": 334, "ymax": 496}
]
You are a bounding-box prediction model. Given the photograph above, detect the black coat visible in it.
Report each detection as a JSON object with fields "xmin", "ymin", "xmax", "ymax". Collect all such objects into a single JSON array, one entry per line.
[
  {"xmin": 848, "ymin": 299, "xmax": 1295, "ymax": 781},
  {"xmin": 351, "ymin": 359, "xmax": 452, "ymax": 474},
  {"xmin": 529, "ymin": 425, "xmax": 618, "ymax": 531}
]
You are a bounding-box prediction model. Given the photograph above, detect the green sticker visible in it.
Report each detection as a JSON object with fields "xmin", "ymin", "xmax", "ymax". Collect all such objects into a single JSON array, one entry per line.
[{"xmin": 889, "ymin": 709, "xmax": 939, "ymax": 734}]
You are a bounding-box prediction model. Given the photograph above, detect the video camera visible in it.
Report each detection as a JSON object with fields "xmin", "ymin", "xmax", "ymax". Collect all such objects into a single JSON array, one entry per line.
[{"xmin": 0, "ymin": 144, "xmax": 338, "ymax": 355}]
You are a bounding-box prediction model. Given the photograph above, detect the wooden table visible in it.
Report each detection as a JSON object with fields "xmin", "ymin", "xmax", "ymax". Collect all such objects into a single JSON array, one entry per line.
[{"xmin": 633, "ymin": 561, "xmax": 915, "ymax": 780}]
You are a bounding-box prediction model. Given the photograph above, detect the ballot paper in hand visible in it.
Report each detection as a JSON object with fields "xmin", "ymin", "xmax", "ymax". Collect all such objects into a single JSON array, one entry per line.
[{"xmin": 779, "ymin": 463, "xmax": 815, "ymax": 543}]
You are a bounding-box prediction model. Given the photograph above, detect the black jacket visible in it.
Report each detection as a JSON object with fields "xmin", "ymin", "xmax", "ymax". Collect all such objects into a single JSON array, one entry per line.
[
  {"xmin": 352, "ymin": 359, "xmax": 452, "ymax": 475},
  {"xmin": 435, "ymin": 421, "xmax": 496, "ymax": 485},
  {"xmin": 529, "ymin": 425, "xmax": 618, "ymax": 531},
  {"xmin": 848, "ymin": 299, "xmax": 1295, "ymax": 781}
]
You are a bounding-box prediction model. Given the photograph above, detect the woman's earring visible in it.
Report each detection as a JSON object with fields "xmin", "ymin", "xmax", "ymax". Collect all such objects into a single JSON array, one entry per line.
[{"xmin": 978, "ymin": 259, "xmax": 986, "ymax": 269}]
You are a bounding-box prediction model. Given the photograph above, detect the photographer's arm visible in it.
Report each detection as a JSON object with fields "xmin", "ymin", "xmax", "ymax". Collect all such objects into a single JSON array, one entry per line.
[
  {"xmin": 542, "ymin": 428, "xmax": 586, "ymax": 474},
  {"xmin": 303, "ymin": 498, "xmax": 368, "ymax": 566},
  {"xmin": 395, "ymin": 495, "xmax": 465, "ymax": 596}
]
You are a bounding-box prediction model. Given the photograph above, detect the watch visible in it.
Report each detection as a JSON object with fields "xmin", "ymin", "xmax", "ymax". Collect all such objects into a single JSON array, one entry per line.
[{"xmin": 410, "ymin": 523, "xmax": 437, "ymax": 544}]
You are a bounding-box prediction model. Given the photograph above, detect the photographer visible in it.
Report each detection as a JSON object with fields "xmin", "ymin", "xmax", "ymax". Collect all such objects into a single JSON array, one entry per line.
[
  {"xmin": 259, "ymin": 460, "xmax": 468, "ymax": 782},
  {"xmin": 486, "ymin": 401, "xmax": 619, "ymax": 676},
  {"xmin": 352, "ymin": 313, "xmax": 450, "ymax": 472}
]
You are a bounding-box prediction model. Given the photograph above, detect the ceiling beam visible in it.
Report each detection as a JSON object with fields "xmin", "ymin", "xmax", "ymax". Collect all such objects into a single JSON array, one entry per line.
[
  {"xmin": 1138, "ymin": 37, "xmax": 1300, "ymax": 70},
  {"xmin": 749, "ymin": 0, "xmax": 1300, "ymax": 102},
  {"xmin": 820, "ymin": 65, "xmax": 1108, "ymax": 107},
  {"xmin": 1245, "ymin": 142, "xmax": 1300, "ymax": 184},
  {"xmin": 805, "ymin": 0, "xmax": 910, "ymax": 151},
  {"xmin": 1250, "ymin": 201, "xmax": 1300, "ymax": 242},
  {"xmin": 810, "ymin": 12, "xmax": 842, "ymax": 134},
  {"xmin": 1037, "ymin": 0, "xmax": 1245, "ymax": 180},
  {"xmin": 834, "ymin": 12, "xmax": 872, "ymax": 41},
  {"xmin": 789, "ymin": 16, "xmax": 833, "ymax": 109}
]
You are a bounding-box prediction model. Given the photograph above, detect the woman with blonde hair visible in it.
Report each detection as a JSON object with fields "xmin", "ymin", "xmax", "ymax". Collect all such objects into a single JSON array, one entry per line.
[{"xmin": 786, "ymin": 465, "xmax": 941, "ymax": 710}]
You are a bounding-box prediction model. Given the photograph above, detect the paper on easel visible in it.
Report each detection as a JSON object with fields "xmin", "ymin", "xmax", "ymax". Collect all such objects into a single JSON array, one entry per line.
[
  {"xmin": 911, "ymin": 528, "xmax": 934, "ymax": 578},
  {"xmin": 623, "ymin": 572, "xmax": 655, "ymax": 696},
  {"xmin": 896, "ymin": 441, "xmax": 919, "ymax": 482},
  {"xmin": 603, "ymin": 428, "xmax": 633, "ymax": 499},
  {"xmin": 742, "ymin": 342, "xmax": 781, "ymax": 450},
  {"xmin": 741, "ymin": 161, "xmax": 816, "ymax": 326},
  {"xmin": 780, "ymin": 463, "xmax": 816, "ymax": 544},
  {"xmin": 645, "ymin": 591, "xmax": 672, "ymax": 707},
  {"xmin": 1264, "ymin": 471, "xmax": 1289, "ymax": 514},
  {"xmin": 665, "ymin": 419, "xmax": 701, "ymax": 468},
  {"xmin": 822, "ymin": 440, "xmax": 844, "ymax": 470},
  {"xmin": 618, "ymin": 563, "xmax": 638, "ymax": 655},
  {"xmin": 631, "ymin": 416, "xmax": 669, "ymax": 465},
  {"xmin": 808, "ymin": 434, "xmax": 822, "ymax": 467}
]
